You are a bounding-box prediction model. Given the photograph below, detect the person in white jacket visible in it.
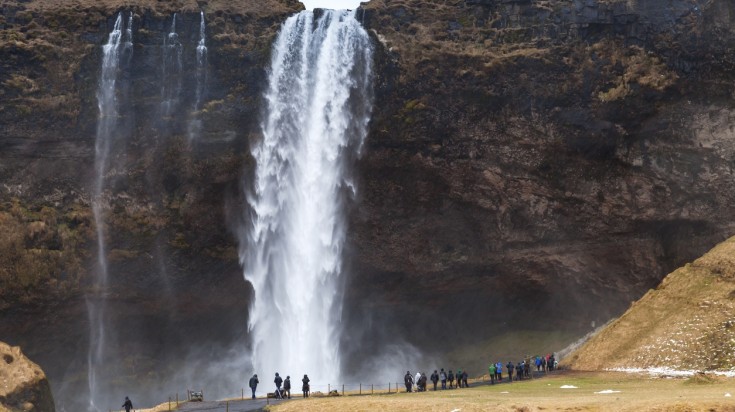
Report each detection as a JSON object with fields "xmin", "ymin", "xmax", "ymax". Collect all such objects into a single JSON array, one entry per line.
[{"xmin": 414, "ymin": 372, "xmax": 421, "ymax": 391}]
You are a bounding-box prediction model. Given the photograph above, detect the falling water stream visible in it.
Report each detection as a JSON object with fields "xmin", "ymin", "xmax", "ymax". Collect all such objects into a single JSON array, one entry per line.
[
  {"xmin": 188, "ymin": 11, "xmax": 207, "ymax": 141},
  {"xmin": 89, "ymin": 11, "xmax": 132, "ymax": 412},
  {"xmin": 161, "ymin": 14, "xmax": 182, "ymax": 118},
  {"xmin": 240, "ymin": 9, "xmax": 373, "ymax": 385}
]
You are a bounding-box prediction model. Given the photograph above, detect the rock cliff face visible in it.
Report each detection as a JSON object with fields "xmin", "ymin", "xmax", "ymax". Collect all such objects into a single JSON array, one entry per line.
[
  {"xmin": 0, "ymin": 0, "xmax": 734, "ymax": 409},
  {"xmin": 340, "ymin": 0, "xmax": 735, "ymax": 372},
  {"xmin": 0, "ymin": 342, "xmax": 55, "ymax": 412}
]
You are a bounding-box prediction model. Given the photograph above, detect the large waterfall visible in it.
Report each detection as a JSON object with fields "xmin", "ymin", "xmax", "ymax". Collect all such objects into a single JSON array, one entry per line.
[
  {"xmin": 239, "ymin": 9, "xmax": 373, "ymax": 385},
  {"xmin": 89, "ymin": 11, "xmax": 132, "ymax": 412}
]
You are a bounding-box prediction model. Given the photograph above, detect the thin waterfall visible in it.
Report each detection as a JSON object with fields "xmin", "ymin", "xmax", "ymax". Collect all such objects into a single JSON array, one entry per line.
[
  {"xmin": 161, "ymin": 13, "xmax": 182, "ymax": 119},
  {"xmin": 88, "ymin": 11, "xmax": 132, "ymax": 411},
  {"xmin": 239, "ymin": 9, "xmax": 372, "ymax": 385},
  {"xmin": 188, "ymin": 11, "xmax": 207, "ymax": 141}
]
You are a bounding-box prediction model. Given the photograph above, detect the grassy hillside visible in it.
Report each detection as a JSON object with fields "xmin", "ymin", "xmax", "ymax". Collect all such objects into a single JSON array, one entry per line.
[{"xmin": 563, "ymin": 236, "xmax": 735, "ymax": 371}]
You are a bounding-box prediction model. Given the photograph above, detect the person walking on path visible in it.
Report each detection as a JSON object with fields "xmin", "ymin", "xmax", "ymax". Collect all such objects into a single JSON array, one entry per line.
[
  {"xmin": 284, "ymin": 376, "xmax": 291, "ymax": 399},
  {"xmin": 404, "ymin": 371, "xmax": 414, "ymax": 392},
  {"xmin": 122, "ymin": 396, "xmax": 133, "ymax": 412},
  {"xmin": 489, "ymin": 363, "xmax": 496, "ymax": 384},
  {"xmin": 302, "ymin": 374, "xmax": 310, "ymax": 398},
  {"xmin": 440, "ymin": 368, "xmax": 447, "ymax": 389},
  {"xmin": 414, "ymin": 371, "xmax": 421, "ymax": 392},
  {"xmin": 506, "ymin": 362, "xmax": 514, "ymax": 382},
  {"xmin": 462, "ymin": 370, "xmax": 468, "ymax": 388},
  {"xmin": 448, "ymin": 370, "xmax": 455, "ymax": 389},
  {"xmin": 249, "ymin": 374, "xmax": 259, "ymax": 399},
  {"xmin": 430, "ymin": 370, "xmax": 439, "ymax": 391},
  {"xmin": 456, "ymin": 369, "xmax": 463, "ymax": 388},
  {"xmin": 496, "ymin": 361, "xmax": 503, "ymax": 382},
  {"xmin": 274, "ymin": 372, "xmax": 283, "ymax": 398}
]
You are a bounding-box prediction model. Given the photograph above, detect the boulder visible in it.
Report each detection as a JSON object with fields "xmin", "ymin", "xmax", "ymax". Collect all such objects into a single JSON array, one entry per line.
[{"xmin": 0, "ymin": 342, "xmax": 54, "ymax": 412}]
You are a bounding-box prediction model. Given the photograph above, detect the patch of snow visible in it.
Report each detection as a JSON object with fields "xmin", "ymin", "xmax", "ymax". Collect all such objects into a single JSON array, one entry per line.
[
  {"xmin": 595, "ymin": 389, "xmax": 621, "ymax": 394},
  {"xmin": 500, "ymin": 391, "xmax": 510, "ymax": 394},
  {"xmin": 726, "ymin": 393, "xmax": 732, "ymax": 397},
  {"xmin": 560, "ymin": 385, "xmax": 578, "ymax": 389},
  {"xmin": 608, "ymin": 367, "xmax": 735, "ymax": 378}
]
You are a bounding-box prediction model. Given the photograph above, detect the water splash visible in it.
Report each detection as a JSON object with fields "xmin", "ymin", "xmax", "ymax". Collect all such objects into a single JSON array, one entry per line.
[
  {"xmin": 161, "ymin": 13, "xmax": 182, "ymax": 119},
  {"xmin": 239, "ymin": 9, "xmax": 372, "ymax": 385},
  {"xmin": 89, "ymin": 11, "xmax": 133, "ymax": 411},
  {"xmin": 188, "ymin": 11, "xmax": 208, "ymax": 141}
]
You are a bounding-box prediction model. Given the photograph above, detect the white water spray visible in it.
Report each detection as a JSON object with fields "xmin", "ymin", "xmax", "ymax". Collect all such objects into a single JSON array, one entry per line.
[
  {"xmin": 161, "ymin": 13, "xmax": 182, "ymax": 118},
  {"xmin": 188, "ymin": 11, "xmax": 207, "ymax": 141},
  {"xmin": 239, "ymin": 9, "xmax": 372, "ymax": 384},
  {"xmin": 89, "ymin": 11, "xmax": 132, "ymax": 411}
]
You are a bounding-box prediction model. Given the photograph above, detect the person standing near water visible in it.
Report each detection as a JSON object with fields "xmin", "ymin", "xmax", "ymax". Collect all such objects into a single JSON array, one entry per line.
[
  {"xmin": 274, "ymin": 372, "xmax": 283, "ymax": 398},
  {"xmin": 404, "ymin": 371, "xmax": 413, "ymax": 392},
  {"xmin": 302, "ymin": 374, "xmax": 310, "ymax": 398},
  {"xmin": 284, "ymin": 376, "xmax": 291, "ymax": 399},
  {"xmin": 249, "ymin": 374, "xmax": 259, "ymax": 399},
  {"xmin": 440, "ymin": 368, "xmax": 447, "ymax": 389},
  {"xmin": 122, "ymin": 396, "xmax": 133, "ymax": 412}
]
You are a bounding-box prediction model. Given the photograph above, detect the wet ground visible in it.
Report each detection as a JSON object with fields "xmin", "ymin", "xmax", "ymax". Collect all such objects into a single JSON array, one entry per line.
[{"xmin": 175, "ymin": 397, "xmax": 294, "ymax": 412}]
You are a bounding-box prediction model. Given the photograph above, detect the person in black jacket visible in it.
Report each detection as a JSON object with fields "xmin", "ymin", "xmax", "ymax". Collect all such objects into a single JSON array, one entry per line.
[
  {"xmin": 430, "ymin": 370, "xmax": 439, "ymax": 391},
  {"xmin": 283, "ymin": 376, "xmax": 291, "ymax": 399},
  {"xmin": 274, "ymin": 373, "xmax": 283, "ymax": 398},
  {"xmin": 462, "ymin": 370, "xmax": 468, "ymax": 388},
  {"xmin": 404, "ymin": 371, "xmax": 413, "ymax": 392},
  {"xmin": 448, "ymin": 370, "xmax": 455, "ymax": 389},
  {"xmin": 122, "ymin": 396, "xmax": 133, "ymax": 412},
  {"xmin": 506, "ymin": 362, "xmax": 514, "ymax": 382},
  {"xmin": 249, "ymin": 374, "xmax": 259, "ymax": 399},
  {"xmin": 302, "ymin": 374, "xmax": 310, "ymax": 398}
]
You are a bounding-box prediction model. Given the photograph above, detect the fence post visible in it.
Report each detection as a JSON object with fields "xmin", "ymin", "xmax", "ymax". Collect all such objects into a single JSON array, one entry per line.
[
  {"xmin": 359, "ymin": 383, "xmax": 361, "ymax": 395},
  {"xmin": 388, "ymin": 382, "xmax": 390, "ymax": 393},
  {"xmin": 372, "ymin": 384, "xmax": 374, "ymax": 395},
  {"xmin": 168, "ymin": 396, "xmax": 171, "ymax": 411},
  {"xmin": 328, "ymin": 383, "xmax": 330, "ymax": 393},
  {"xmin": 242, "ymin": 388, "xmax": 244, "ymax": 399},
  {"xmin": 176, "ymin": 392, "xmax": 179, "ymax": 406},
  {"xmin": 226, "ymin": 401, "xmax": 229, "ymax": 412},
  {"xmin": 342, "ymin": 384, "xmax": 344, "ymax": 396}
]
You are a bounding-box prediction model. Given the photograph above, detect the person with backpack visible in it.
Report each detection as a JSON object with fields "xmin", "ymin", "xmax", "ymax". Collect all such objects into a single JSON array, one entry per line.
[
  {"xmin": 414, "ymin": 371, "xmax": 421, "ymax": 392},
  {"xmin": 430, "ymin": 370, "xmax": 439, "ymax": 391},
  {"xmin": 404, "ymin": 371, "xmax": 414, "ymax": 392},
  {"xmin": 122, "ymin": 396, "xmax": 133, "ymax": 412},
  {"xmin": 506, "ymin": 361, "xmax": 514, "ymax": 382},
  {"xmin": 461, "ymin": 370, "xmax": 468, "ymax": 388},
  {"xmin": 283, "ymin": 376, "xmax": 291, "ymax": 399},
  {"xmin": 448, "ymin": 370, "xmax": 455, "ymax": 389},
  {"xmin": 516, "ymin": 362, "xmax": 523, "ymax": 381},
  {"xmin": 274, "ymin": 372, "xmax": 283, "ymax": 398},
  {"xmin": 456, "ymin": 369, "xmax": 463, "ymax": 388},
  {"xmin": 249, "ymin": 374, "xmax": 259, "ymax": 399},
  {"xmin": 496, "ymin": 361, "xmax": 503, "ymax": 382},
  {"xmin": 302, "ymin": 374, "xmax": 310, "ymax": 398},
  {"xmin": 419, "ymin": 373, "xmax": 428, "ymax": 391},
  {"xmin": 439, "ymin": 368, "xmax": 447, "ymax": 389},
  {"xmin": 489, "ymin": 362, "xmax": 496, "ymax": 384}
]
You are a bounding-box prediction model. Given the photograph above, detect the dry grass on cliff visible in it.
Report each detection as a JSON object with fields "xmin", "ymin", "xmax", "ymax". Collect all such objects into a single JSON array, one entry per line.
[
  {"xmin": 563, "ymin": 236, "xmax": 735, "ymax": 371},
  {"xmin": 265, "ymin": 371, "xmax": 735, "ymax": 412}
]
